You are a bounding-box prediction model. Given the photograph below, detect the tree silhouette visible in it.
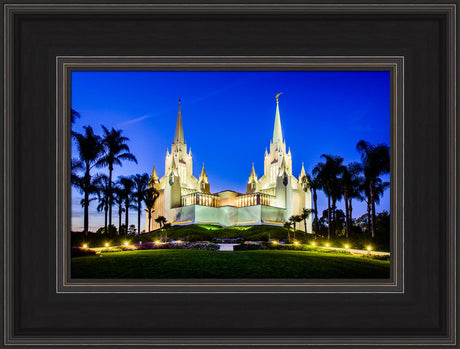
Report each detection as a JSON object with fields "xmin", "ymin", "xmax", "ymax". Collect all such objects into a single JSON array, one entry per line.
[
  {"xmin": 356, "ymin": 140, "xmax": 390, "ymax": 237},
  {"xmin": 98, "ymin": 126, "xmax": 137, "ymax": 237},
  {"xmin": 72, "ymin": 126, "xmax": 104, "ymax": 236},
  {"xmin": 132, "ymin": 173, "xmax": 150, "ymax": 236},
  {"xmin": 144, "ymin": 188, "xmax": 159, "ymax": 234}
]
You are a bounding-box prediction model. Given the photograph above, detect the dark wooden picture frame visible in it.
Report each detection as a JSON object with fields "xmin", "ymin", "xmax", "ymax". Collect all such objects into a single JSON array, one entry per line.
[{"xmin": 2, "ymin": 1, "xmax": 457, "ymax": 347}]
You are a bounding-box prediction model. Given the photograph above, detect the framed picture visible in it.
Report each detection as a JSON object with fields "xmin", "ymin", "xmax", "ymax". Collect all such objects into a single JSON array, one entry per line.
[{"xmin": 2, "ymin": 1, "xmax": 457, "ymax": 347}]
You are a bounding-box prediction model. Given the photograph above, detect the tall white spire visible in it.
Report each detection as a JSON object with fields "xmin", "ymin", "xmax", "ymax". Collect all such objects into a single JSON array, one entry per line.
[
  {"xmin": 273, "ymin": 93, "xmax": 283, "ymax": 144},
  {"xmin": 174, "ymin": 98, "xmax": 184, "ymax": 144},
  {"xmin": 199, "ymin": 163, "xmax": 208, "ymax": 184},
  {"xmin": 248, "ymin": 162, "xmax": 258, "ymax": 183}
]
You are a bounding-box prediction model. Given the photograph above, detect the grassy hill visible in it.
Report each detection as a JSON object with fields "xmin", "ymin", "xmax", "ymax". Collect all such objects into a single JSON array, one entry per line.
[{"xmin": 72, "ymin": 249, "xmax": 390, "ymax": 279}]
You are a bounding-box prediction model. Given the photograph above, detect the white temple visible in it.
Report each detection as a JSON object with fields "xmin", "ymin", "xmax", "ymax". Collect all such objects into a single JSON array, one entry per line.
[{"xmin": 146, "ymin": 95, "xmax": 312, "ymax": 232}]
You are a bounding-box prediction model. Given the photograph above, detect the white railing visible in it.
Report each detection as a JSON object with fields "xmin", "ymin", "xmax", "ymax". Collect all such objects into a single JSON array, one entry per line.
[
  {"xmin": 181, "ymin": 192, "xmax": 274, "ymax": 208},
  {"xmin": 181, "ymin": 192, "xmax": 220, "ymax": 207}
]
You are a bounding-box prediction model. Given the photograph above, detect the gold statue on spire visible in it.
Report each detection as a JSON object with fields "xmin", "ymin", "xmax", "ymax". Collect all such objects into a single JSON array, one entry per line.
[{"xmin": 275, "ymin": 92, "xmax": 283, "ymax": 103}]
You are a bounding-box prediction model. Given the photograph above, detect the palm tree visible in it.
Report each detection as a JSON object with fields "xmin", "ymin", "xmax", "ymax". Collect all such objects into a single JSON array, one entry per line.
[
  {"xmin": 300, "ymin": 208, "xmax": 314, "ymax": 240},
  {"xmin": 98, "ymin": 126, "xmax": 137, "ymax": 236},
  {"xmin": 113, "ymin": 186, "xmax": 125, "ymax": 235},
  {"xmin": 155, "ymin": 216, "xmax": 168, "ymax": 241},
  {"xmin": 289, "ymin": 215, "xmax": 302, "ymax": 241},
  {"xmin": 71, "ymin": 109, "xmax": 80, "ymax": 124},
  {"xmin": 72, "ymin": 126, "xmax": 104, "ymax": 236},
  {"xmin": 163, "ymin": 222, "xmax": 171, "ymax": 242},
  {"xmin": 359, "ymin": 177, "xmax": 390, "ymax": 234},
  {"xmin": 304, "ymin": 172, "xmax": 321, "ymax": 238},
  {"xmin": 95, "ymin": 175, "xmax": 111, "ymax": 235},
  {"xmin": 132, "ymin": 173, "xmax": 150, "ymax": 235},
  {"xmin": 313, "ymin": 154, "xmax": 344, "ymax": 239},
  {"xmin": 341, "ymin": 162, "xmax": 362, "ymax": 238},
  {"xmin": 348, "ymin": 174, "xmax": 364, "ymax": 233},
  {"xmin": 144, "ymin": 188, "xmax": 159, "ymax": 234},
  {"xmin": 118, "ymin": 176, "xmax": 136, "ymax": 236},
  {"xmin": 284, "ymin": 221, "xmax": 292, "ymax": 244},
  {"xmin": 356, "ymin": 140, "xmax": 390, "ymax": 237},
  {"xmin": 155, "ymin": 215, "xmax": 167, "ymax": 229}
]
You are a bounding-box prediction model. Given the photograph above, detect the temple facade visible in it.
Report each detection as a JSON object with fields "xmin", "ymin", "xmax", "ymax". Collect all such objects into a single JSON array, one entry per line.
[{"xmin": 146, "ymin": 95, "xmax": 312, "ymax": 232}]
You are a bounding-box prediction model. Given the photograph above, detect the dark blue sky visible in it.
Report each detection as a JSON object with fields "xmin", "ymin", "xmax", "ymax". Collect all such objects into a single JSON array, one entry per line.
[{"xmin": 71, "ymin": 71, "xmax": 390, "ymax": 232}]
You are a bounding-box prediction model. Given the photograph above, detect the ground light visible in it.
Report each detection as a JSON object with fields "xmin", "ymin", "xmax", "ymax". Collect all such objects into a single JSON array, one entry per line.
[
  {"xmin": 154, "ymin": 240, "xmax": 160, "ymax": 244},
  {"xmin": 105, "ymin": 243, "xmax": 109, "ymax": 247},
  {"xmin": 345, "ymin": 244, "xmax": 349, "ymax": 249},
  {"xmin": 272, "ymin": 240, "xmax": 279, "ymax": 244},
  {"xmin": 311, "ymin": 242, "xmax": 316, "ymax": 246},
  {"xmin": 294, "ymin": 241, "xmax": 300, "ymax": 246},
  {"xmin": 124, "ymin": 242, "xmax": 129, "ymax": 247},
  {"xmin": 367, "ymin": 246, "xmax": 372, "ymax": 251},
  {"xmin": 325, "ymin": 243, "xmax": 329, "ymax": 247},
  {"xmin": 82, "ymin": 244, "xmax": 87, "ymax": 249}
]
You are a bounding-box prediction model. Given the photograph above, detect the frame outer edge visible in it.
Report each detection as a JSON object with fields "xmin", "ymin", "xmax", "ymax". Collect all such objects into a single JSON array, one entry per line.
[{"xmin": 2, "ymin": 1, "xmax": 456, "ymax": 347}]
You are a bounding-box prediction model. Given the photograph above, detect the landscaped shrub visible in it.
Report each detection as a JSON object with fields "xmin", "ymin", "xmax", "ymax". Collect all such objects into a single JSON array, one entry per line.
[
  {"xmin": 71, "ymin": 246, "xmax": 96, "ymax": 257},
  {"xmin": 184, "ymin": 242, "xmax": 220, "ymax": 251}
]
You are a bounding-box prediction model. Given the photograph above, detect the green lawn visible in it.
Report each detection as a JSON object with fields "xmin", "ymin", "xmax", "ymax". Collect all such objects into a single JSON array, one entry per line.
[{"xmin": 71, "ymin": 249, "xmax": 390, "ymax": 279}]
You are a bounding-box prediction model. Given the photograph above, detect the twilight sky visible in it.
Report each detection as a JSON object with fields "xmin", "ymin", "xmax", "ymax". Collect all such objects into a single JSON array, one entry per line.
[{"xmin": 71, "ymin": 71, "xmax": 390, "ymax": 232}]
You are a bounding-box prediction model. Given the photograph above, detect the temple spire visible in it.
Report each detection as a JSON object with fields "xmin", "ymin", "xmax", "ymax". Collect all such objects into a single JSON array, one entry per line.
[
  {"xmin": 174, "ymin": 98, "xmax": 184, "ymax": 144},
  {"xmin": 151, "ymin": 165, "xmax": 159, "ymax": 180},
  {"xmin": 299, "ymin": 162, "xmax": 306, "ymax": 179},
  {"xmin": 248, "ymin": 162, "xmax": 258, "ymax": 183},
  {"xmin": 199, "ymin": 163, "xmax": 208, "ymax": 183},
  {"xmin": 149, "ymin": 164, "xmax": 159, "ymax": 185},
  {"xmin": 273, "ymin": 93, "xmax": 283, "ymax": 144}
]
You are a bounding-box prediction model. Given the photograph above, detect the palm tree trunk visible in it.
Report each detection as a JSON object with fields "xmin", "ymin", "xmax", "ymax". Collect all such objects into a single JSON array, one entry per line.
[
  {"xmin": 348, "ymin": 198, "xmax": 353, "ymax": 236},
  {"xmin": 370, "ymin": 179, "xmax": 376, "ymax": 238},
  {"xmin": 148, "ymin": 211, "xmax": 152, "ymax": 234},
  {"xmin": 84, "ymin": 192, "xmax": 89, "ymax": 237},
  {"xmin": 118, "ymin": 204, "xmax": 122, "ymax": 235},
  {"xmin": 137, "ymin": 200, "xmax": 141, "ymax": 236},
  {"xmin": 104, "ymin": 204, "xmax": 108, "ymax": 235},
  {"xmin": 125, "ymin": 202, "xmax": 129, "ymax": 236},
  {"xmin": 287, "ymin": 226, "xmax": 291, "ymax": 244},
  {"xmin": 366, "ymin": 199, "xmax": 371, "ymax": 235},
  {"xmin": 304, "ymin": 219, "xmax": 307, "ymax": 241},
  {"xmin": 344, "ymin": 192, "xmax": 349, "ymax": 238},
  {"xmin": 83, "ymin": 169, "xmax": 90, "ymax": 236},
  {"xmin": 327, "ymin": 195, "xmax": 331, "ymax": 240},
  {"xmin": 331, "ymin": 199, "xmax": 336, "ymax": 238},
  {"xmin": 108, "ymin": 166, "xmax": 113, "ymax": 236},
  {"xmin": 313, "ymin": 189, "xmax": 318, "ymax": 239}
]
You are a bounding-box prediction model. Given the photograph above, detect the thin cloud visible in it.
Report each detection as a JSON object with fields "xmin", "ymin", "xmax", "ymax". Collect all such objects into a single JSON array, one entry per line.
[{"xmin": 117, "ymin": 114, "xmax": 152, "ymax": 127}]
